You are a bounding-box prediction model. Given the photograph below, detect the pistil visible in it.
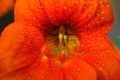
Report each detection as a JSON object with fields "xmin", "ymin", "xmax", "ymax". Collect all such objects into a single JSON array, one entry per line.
[
  {"xmin": 58, "ymin": 26, "xmax": 67, "ymax": 48},
  {"xmin": 46, "ymin": 25, "xmax": 80, "ymax": 57}
]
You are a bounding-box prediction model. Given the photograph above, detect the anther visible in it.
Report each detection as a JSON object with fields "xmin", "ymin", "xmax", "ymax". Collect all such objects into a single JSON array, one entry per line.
[{"xmin": 58, "ymin": 26, "xmax": 68, "ymax": 47}]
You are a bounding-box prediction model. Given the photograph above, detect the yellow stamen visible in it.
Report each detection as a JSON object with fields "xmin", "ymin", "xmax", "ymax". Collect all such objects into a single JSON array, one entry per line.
[
  {"xmin": 58, "ymin": 26, "xmax": 68, "ymax": 46},
  {"xmin": 46, "ymin": 25, "xmax": 80, "ymax": 57}
]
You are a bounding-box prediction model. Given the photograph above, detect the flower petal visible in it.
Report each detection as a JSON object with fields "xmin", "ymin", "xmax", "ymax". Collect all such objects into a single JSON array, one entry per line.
[
  {"xmin": 73, "ymin": 0, "xmax": 114, "ymax": 34},
  {"xmin": 0, "ymin": 23, "xmax": 45, "ymax": 79},
  {"xmin": 42, "ymin": 60, "xmax": 64, "ymax": 80},
  {"xmin": 64, "ymin": 55, "xmax": 97, "ymax": 80},
  {"xmin": 15, "ymin": 0, "xmax": 48, "ymax": 29},
  {"xmin": 0, "ymin": 56, "xmax": 49, "ymax": 80},
  {"xmin": 37, "ymin": 55, "xmax": 97, "ymax": 80},
  {"xmin": 15, "ymin": 0, "xmax": 113, "ymax": 34},
  {"xmin": 79, "ymin": 31, "xmax": 120, "ymax": 80}
]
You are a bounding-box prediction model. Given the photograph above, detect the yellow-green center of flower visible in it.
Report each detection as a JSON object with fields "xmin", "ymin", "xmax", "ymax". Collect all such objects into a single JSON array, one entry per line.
[{"xmin": 46, "ymin": 25, "xmax": 80, "ymax": 56}]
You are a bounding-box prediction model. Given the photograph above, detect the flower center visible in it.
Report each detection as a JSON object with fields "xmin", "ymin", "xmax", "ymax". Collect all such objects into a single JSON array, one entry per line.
[{"xmin": 46, "ymin": 25, "xmax": 80, "ymax": 57}]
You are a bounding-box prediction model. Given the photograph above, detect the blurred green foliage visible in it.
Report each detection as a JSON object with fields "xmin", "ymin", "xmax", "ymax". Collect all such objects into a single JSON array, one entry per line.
[{"xmin": 115, "ymin": 36, "xmax": 120, "ymax": 50}]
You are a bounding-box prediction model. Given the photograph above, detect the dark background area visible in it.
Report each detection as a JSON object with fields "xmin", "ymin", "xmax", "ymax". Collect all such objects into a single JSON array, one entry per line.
[
  {"xmin": 0, "ymin": 0, "xmax": 120, "ymax": 50},
  {"xmin": 0, "ymin": 10, "xmax": 14, "ymax": 33}
]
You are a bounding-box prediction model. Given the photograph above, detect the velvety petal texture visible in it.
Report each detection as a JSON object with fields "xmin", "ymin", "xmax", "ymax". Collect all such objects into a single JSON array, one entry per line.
[
  {"xmin": 15, "ymin": 0, "xmax": 113, "ymax": 34},
  {"xmin": 0, "ymin": 23, "xmax": 45, "ymax": 79},
  {"xmin": 0, "ymin": 0, "xmax": 120, "ymax": 80}
]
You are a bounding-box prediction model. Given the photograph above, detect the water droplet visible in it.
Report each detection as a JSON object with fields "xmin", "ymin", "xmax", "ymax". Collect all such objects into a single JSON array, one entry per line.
[
  {"xmin": 64, "ymin": 6, "xmax": 67, "ymax": 10},
  {"xmin": 27, "ymin": 76, "xmax": 31, "ymax": 80},
  {"xmin": 77, "ymin": 68, "xmax": 80, "ymax": 71}
]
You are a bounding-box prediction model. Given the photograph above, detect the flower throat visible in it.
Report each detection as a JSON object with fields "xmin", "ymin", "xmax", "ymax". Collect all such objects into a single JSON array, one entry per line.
[{"xmin": 46, "ymin": 25, "xmax": 80, "ymax": 56}]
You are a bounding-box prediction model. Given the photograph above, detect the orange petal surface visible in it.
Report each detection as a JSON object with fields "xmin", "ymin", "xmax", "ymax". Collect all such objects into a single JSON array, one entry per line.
[
  {"xmin": 15, "ymin": 0, "xmax": 113, "ymax": 34},
  {"xmin": 0, "ymin": 22, "xmax": 45, "ymax": 79},
  {"xmin": 79, "ymin": 31, "xmax": 120, "ymax": 80}
]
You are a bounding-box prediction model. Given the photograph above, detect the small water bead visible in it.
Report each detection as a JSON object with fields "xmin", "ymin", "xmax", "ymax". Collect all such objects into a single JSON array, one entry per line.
[
  {"xmin": 106, "ymin": 50, "xmax": 110, "ymax": 53},
  {"xmin": 101, "ymin": 17, "xmax": 105, "ymax": 20},
  {"xmin": 88, "ymin": 24, "xmax": 91, "ymax": 27},
  {"xmin": 92, "ymin": 37, "xmax": 95, "ymax": 40},
  {"xmin": 36, "ymin": 9, "xmax": 39, "ymax": 12},
  {"xmin": 73, "ymin": 68, "xmax": 76, "ymax": 71},
  {"xmin": 77, "ymin": 67, "xmax": 81, "ymax": 71},
  {"xmin": 75, "ymin": 0, "xmax": 79, "ymax": 4},
  {"xmin": 27, "ymin": 76, "xmax": 31, "ymax": 80},
  {"xmin": 64, "ymin": 6, "xmax": 67, "ymax": 10},
  {"xmin": 52, "ymin": 67, "xmax": 56, "ymax": 71},
  {"xmin": 100, "ymin": 4, "xmax": 104, "ymax": 8},
  {"xmin": 96, "ymin": 20, "xmax": 99, "ymax": 24},
  {"xmin": 101, "ymin": 11, "xmax": 105, "ymax": 15},
  {"xmin": 51, "ymin": 6, "xmax": 55, "ymax": 9},
  {"xmin": 32, "ymin": 17, "xmax": 36, "ymax": 20},
  {"xmin": 99, "ymin": 1, "xmax": 104, "ymax": 5},
  {"xmin": 106, "ymin": 4, "xmax": 110, "ymax": 8}
]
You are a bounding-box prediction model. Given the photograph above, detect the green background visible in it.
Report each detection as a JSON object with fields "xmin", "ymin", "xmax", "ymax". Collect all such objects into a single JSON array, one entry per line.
[{"xmin": 110, "ymin": 0, "xmax": 120, "ymax": 51}]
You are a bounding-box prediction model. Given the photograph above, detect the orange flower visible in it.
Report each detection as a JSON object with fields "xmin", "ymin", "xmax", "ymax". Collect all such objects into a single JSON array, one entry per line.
[
  {"xmin": 0, "ymin": 0, "xmax": 15, "ymax": 17},
  {"xmin": 0, "ymin": 0, "xmax": 120, "ymax": 80}
]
